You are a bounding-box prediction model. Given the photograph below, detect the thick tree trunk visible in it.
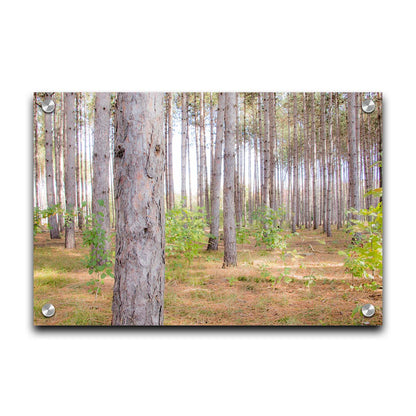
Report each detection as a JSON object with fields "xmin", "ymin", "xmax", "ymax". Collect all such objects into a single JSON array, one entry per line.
[
  {"xmin": 92, "ymin": 93, "xmax": 111, "ymax": 263},
  {"xmin": 112, "ymin": 93, "xmax": 165, "ymax": 326},
  {"xmin": 223, "ymin": 93, "xmax": 237, "ymax": 267},
  {"xmin": 44, "ymin": 97, "xmax": 60, "ymax": 239},
  {"xmin": 64, "ymin": 93, "xmax": 77, "ymax": 248},
  {"xmin": 207, "ymin": 92, "xmax": 225, "ymax": 251}
]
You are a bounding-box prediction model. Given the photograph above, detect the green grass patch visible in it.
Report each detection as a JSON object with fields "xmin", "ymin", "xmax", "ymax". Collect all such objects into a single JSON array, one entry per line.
[{"xmin": 34, "ymin": 270, "xmax": 75, "ymax": 288}]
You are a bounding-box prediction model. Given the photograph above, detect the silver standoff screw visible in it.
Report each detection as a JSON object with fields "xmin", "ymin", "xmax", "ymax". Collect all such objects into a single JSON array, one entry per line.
[
  {"xmin": 42, "ymin": 97, "xmax": 55, "ymax": 113},
  {"xmin": 362, "ymin": 98, "xmax": 375, "ymax": 114},
  {"xmin": 42, "ymin": 303, "xmax": 56, "ymax": 318},
  {"xmin": 361, "ymin": 303, "xmax": 375, "ymax": 318}
]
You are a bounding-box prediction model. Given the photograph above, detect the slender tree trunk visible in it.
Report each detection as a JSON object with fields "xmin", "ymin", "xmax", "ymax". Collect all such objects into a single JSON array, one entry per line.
[
  {"xmin": 76, "ymin": 94, "xmax": 84, "ymax": 230},
  {"xmin": 336, "ymin": 93, "xmax": 343, "ymax": 229},
  {"xmin": 326, "ymin": 93, "xmax": 333, "ymax": 237},
  {"xmin": 287, "ymin": 96, "xmax": 292, "ymax": 224},
  {"xmin": 304, "ymin": 93, "xmax": 310, "ymax": 229},
  {"xmin": 234, "ymin": 93, "xmax": 242, "ymax": 228},
  {"xmin": 209, "ymin": 92, "xmax": 215, "ymax": 200},
  {"xmin": 364, "ymin": 109, "xmax": 373, "ymax": 209},
  {"xmin": 54, "ymin": 96, "xmax": 64, "ymax": 232},
  {"xmin": 311, "ymin": 93, "xmax": 318, "ymax": 229},
  {"xmin": 112, "ymin": 93, "xmax": 165, "ymax": 326},
  {"xmin": 163, "ymin": 95, "xmax": 168, "ymax": 209},
  {"xmin": 320, "ymin": 93, "xmax": 327, "ymax": 233},
  {"xmin": 201, "ymin": 93, "xmax": 210, "ymax": 220},
  {"xmin": 291, "ymin": 93, "xmax": 298, "ymax": 234},
  {"xmin": 64, "ymin": 93, "xmax": 77, "ymax": 248},
  {"xmin": 377, "ymin": 92, "xmax": 383, "ymax": 203},
  {"xmin": 44, "ymin": 95, "xmax": 60, "ymax": 239},
  {"xmin": 348, "ymin": 93, "xmax": 359, "ymax": 218},
  {"xmin": 223, "ymin": 93, "xmax": 237, "ymax": 267},
  {"xmin": 262, "ymin": 93, "xmax": 270, "ymax": 207},
  {"xmin": 269, "ymin": 92, "xmax": 277, "ymax": 211},
  {"xmin": 207, "ymin": 92, "xmax": 225, "ymax": 251},
  {"xmin": 253, "ymin": 115, "xmax": 259, "ymax": 209},
  {"xmin": 258, "ymin": 95, "xmax": 265, "ymax": 206},
  {"xmin": 187, "ymin": 110, "xmax": 192, "ymax": 211},
  {"xmin": 246, "ymin": 95, "xmax": 253, "ymax": 224},
  {"xmin": 83, "ymin": 98, "xmax": 89, "ymax": 223},
  {"xmin": 242, "ymin": 96, "xmax": 246, "ymax": 226},
  {"xmin": 181, "ymin": 93, "xmax": 187, "ymax": 207},
  {"xmin": 89, "ymin": 115, "xmax": 93, "ymax": 218},
  {"xmin": 33, "ymin": 95, "xmax": 41, "ymax": 208},
  {"xmin": 92, "ymin": 93, "xmax": 111, "ymax": 263},
  {"xmin": 167, "ymin": 93, "xmax": 174, "ymax": 209}
]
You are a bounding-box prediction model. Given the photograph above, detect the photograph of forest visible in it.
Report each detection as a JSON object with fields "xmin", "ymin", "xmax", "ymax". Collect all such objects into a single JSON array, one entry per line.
[{"xmin": 33, "ymin": 92, "xmax": 383, "ymax": 326}]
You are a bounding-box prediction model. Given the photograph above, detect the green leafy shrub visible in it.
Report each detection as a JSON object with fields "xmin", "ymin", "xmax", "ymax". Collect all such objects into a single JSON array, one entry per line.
[
  {"xmin": 236, "ymin": 227, "xmax": 251, "ymax": 244},
  {"xmin": 303, "ymin": 274, "xmax": 317, "ymax": 289},
  {"xmin": 252, "ymin": 206, "xmax": 289, "ymax": 251},
  {"xmin": 165, "ymin": 206, "xmax": 207, "ymax": 265},
  {"xmin": 339, "ymin": 189, "xmax": 383, "ymax": 280},
  {"xmin": 82, "ymin": 200, "xmax": 114, "ymax": 296},
  {"xmin": 33, "ymin": 204, "xmax": 63, "ymax": 236}
]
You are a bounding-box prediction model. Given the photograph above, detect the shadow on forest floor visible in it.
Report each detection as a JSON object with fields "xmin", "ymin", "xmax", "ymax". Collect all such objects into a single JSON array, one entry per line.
[{"xmin": 33, "ymin": 228, "xmax": 382, "ymax": 326}]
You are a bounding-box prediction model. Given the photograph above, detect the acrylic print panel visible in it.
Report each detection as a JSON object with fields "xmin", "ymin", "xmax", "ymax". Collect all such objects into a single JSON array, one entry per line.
[{"xmin": 33, "ymin": 92, "xmax": 383, "ymax": 326}]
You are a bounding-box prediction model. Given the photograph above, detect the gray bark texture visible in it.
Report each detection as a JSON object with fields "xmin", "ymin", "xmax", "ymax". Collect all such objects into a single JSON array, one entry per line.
[
  {"xmin": 327, "ymin": 93, "xmax": 333, "ymax": 237},
  {"xmin": 92, "ymin": 93, "xmax": 111, "ymax": 262},
  {"xmin": 112, "ymin": 93, "xmax": 165, "ymax": 326},
  {"xmin": 64, "ymin": 93, "xmax": 77, "ymax": 248},
  {"xmin": 311, "ymin": 93, "xmax": 318, "ymax": 229},
  {"xmin": 76, "ymin": 95, "xmax": 84, "ymax": 230},
  {"xmin": 348, "ymin": 92, "xmax": 359, "ymax": 217},
  {"xmin": 291, "ymin": 93, "xmax": 298, "ymax": 234},
  {"xmin": 44, "ymin": 100, "xmax": 60, "ymax": 239},
  {"xmin": 262, "ymin": 93, "xmax": 270, "ymax": 207},
  {"xmin": 181, "ymin": 93, "xmax": 187, "ymax": 207},
  {"xmin": 268, "ymin": 92, "xmax": 277, "ymax": 211},
  {"xmin": 33, "ymin": 95, "xmax": 40, "ymax": 207},
  {"xmin": 207, "ymin": 92, "xmax": 224, "ymax": 251},
  {"xmin": 223, "ymin": 93, "xmax": 237, "ymax": 267},
  {"xmin": 54, "ymin": 99, "xmax": 64, "ymax": 232},
  {"xmin": 167, "ymin": 93, "xmax": 174, "ymax": 209}
]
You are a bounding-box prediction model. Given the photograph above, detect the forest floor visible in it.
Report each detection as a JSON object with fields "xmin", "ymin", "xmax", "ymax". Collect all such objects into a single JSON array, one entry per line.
[{"xmin": 33, "ymin": 228, "xmax": 382, "ymax": 326}]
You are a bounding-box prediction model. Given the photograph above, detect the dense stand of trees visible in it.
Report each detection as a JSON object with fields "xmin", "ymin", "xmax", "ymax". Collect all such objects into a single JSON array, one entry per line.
[{"xmin": 33, "ymin": 92, "xmax": 382, "ymax": 325}]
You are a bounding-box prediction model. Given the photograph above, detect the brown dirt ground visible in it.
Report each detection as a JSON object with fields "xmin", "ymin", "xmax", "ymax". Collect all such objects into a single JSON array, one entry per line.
[{"xmin": 33, "ymin": 228, "xmax": 382, "ymax": 326}]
